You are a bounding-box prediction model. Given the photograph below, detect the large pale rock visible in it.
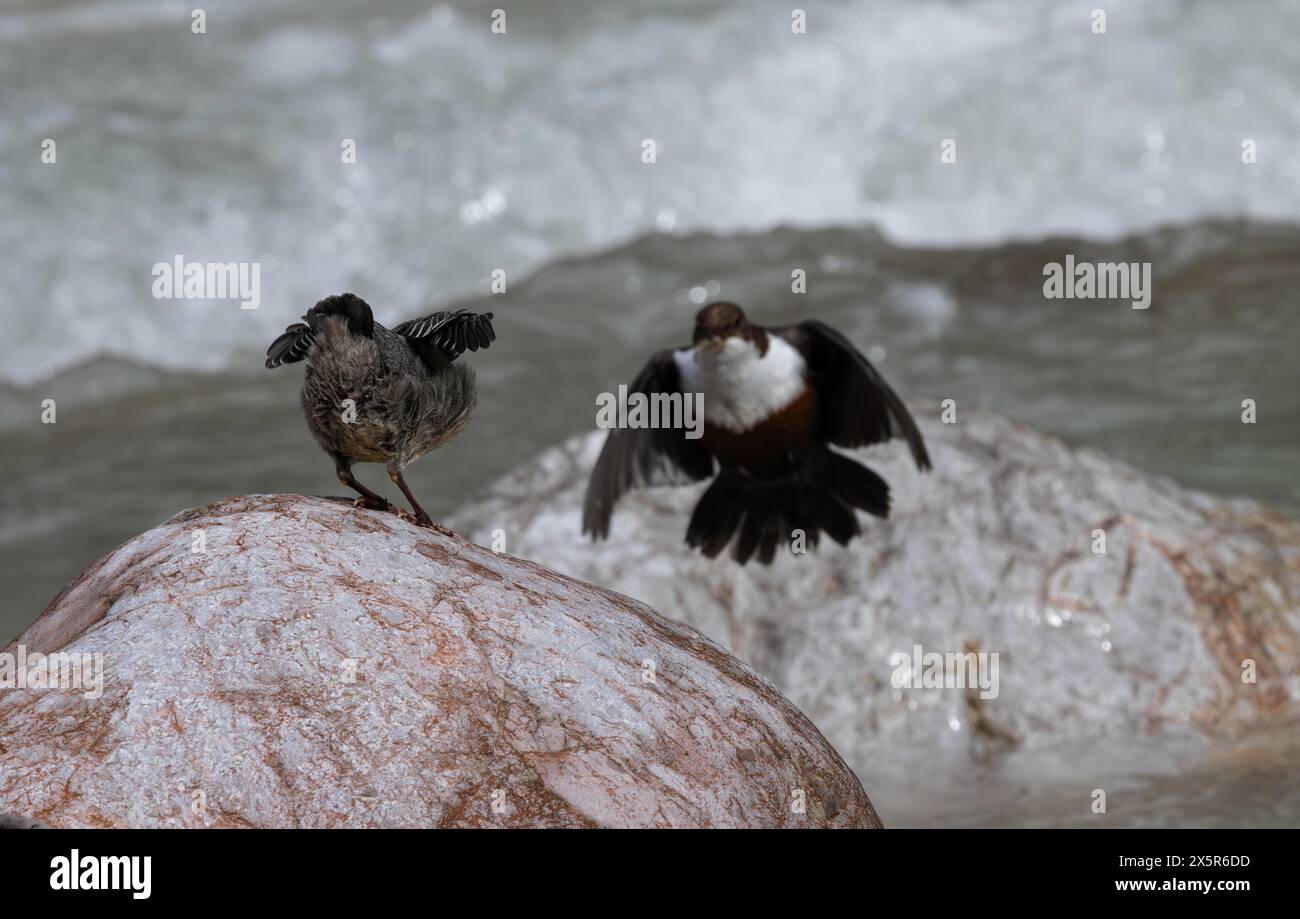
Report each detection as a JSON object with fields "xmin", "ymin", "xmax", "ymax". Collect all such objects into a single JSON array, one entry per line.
[
  {"xmin": 0, "ymin": 495, "xmax": 877, "ymax": 828},
  {"xmin": 450, "ymin": 409, "xmax": 1300, "ymax": 826}
]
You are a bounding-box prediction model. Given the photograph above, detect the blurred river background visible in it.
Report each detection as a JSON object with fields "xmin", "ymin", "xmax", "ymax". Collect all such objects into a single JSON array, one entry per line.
[{"xmin": 1, "ymin": 0, "xmax": 1298, "ymax": 825}]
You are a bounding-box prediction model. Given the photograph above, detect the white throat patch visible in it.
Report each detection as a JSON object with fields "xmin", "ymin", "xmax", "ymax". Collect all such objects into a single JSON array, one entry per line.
[{"xmin": 674, "ymin": 335, "xmax": 807, "ymax": 433}]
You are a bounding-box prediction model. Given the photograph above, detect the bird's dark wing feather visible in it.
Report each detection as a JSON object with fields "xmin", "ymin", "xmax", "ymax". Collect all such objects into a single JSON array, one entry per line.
[
  {"xmin": 392, "ymin": 309, "xmax": 496, "ymax": 361},
  {"xmin": 582, "ymin": 350, "xmax": 716, "ymax": 539},
  {"xmin": 774, "ymin": 320, "xmax": 931, "ymax": 470},
  {"xmin": 265, "ymin": 294, "xmax": 379, "ymax": 369},
  {"xmin": 265, "ymin": 322, "xmax": 314, "ymax": 369}
]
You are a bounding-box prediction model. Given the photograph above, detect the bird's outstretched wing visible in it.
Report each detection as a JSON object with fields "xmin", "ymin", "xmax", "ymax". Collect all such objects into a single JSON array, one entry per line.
[
  {"xmin": 393, "ymin": 309, "xmax": 496, "ymax": 361},
  {"xmin": 265, "ymin": 322, "xmax": 314, "ymax": 369},
  {"xmin": 265, "ymin": 294, "xmax": 376, "ymax": 369},
  {"xmin": 582, "ymin": 350, "xmax": 716, "ymax": 539},
  {"xmin": 774, "ymin": 320, "xmax": 931, "ymax": 471}
]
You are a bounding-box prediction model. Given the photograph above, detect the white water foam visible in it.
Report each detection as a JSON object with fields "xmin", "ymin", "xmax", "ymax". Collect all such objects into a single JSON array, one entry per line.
[{"xmin": 3, "ymin": 0, "xmax": 1299, "ymax": 384}]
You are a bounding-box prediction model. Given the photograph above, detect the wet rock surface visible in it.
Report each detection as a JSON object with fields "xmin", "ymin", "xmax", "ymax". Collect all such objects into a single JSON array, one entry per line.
[
  {"xmin": 451, "ymin": 408, "xmax": 1300, "ymax": 826},
  {"xmin": 0, "ymin": 495, "xmax": 877, "ymax": 828}
]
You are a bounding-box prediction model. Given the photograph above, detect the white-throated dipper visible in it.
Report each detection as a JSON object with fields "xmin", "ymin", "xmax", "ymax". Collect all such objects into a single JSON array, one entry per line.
[
  {"xmin": 583, "ymin": 301, "xmax": 931, "ymax": 564},
  {"xmin": 266, "ymin": 292, "xmax": 495, "ymax": 531}
]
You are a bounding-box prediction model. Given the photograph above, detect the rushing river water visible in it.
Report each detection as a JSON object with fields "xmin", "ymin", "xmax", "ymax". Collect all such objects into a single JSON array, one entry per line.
[
  {"xmin": 5, "ymin": 221, "xmax": 1297, "ymax": 644},
  {"xmin": 2, "ymin": 0, "xmax": 1298, "ymax": 826}
]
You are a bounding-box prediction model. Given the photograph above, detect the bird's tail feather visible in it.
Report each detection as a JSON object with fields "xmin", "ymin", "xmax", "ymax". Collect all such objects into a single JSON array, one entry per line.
[{"xmin": 685, "ymin": 449, "xmax": 889, "ymax": 565}]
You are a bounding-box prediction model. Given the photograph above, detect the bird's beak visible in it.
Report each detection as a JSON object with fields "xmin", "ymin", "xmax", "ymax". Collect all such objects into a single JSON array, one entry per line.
[{"xmin": 695, "ymin": 335, "xmax": 725, "ymax": 356}]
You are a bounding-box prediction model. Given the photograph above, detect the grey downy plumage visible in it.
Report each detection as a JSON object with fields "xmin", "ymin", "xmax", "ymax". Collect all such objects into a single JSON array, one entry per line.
[{"xmin": 266, "ymin": 292, "xmax": 496, "ymax": 530}]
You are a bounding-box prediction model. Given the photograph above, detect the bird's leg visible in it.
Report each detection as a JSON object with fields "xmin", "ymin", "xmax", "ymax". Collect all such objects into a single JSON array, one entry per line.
[
  {"xmin": 387, "ymin": 461, "xmax": 454, "ymax": 537},
  {"xmin": 335, "ymin": 459, "xmax": 397, "ymax": 514}
]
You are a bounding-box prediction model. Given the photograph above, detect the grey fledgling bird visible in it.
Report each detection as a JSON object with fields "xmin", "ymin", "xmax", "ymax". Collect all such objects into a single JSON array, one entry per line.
[{"xmin": 266, "ymin": 292, "xmax": 496, "ymax": 531}]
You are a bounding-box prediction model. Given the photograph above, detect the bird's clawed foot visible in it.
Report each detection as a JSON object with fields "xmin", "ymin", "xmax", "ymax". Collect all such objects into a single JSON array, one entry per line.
[
  {"xmin": 386, "ymin": 464, "xmax": 454, "ymax": 536},
  {"xmin": 349, "ymin": 495, "xmax": 451, "ymax": 534},
  {"xmin": 352, "ymin": 495, "xmax": 399, "ymax": 514},
  {"xmin": 350, "ymin": 496, "xmax": 450, "ymax": 533},
  {"xmin": 413, "ymin": 513, "xmax": 456, "ymax": 538}
]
